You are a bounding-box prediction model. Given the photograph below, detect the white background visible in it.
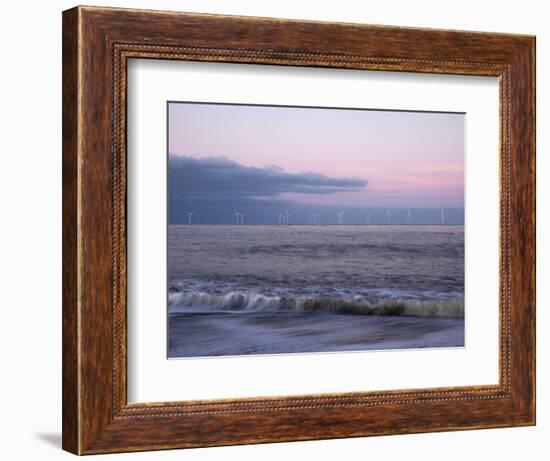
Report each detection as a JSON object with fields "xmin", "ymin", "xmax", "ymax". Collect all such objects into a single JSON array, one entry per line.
[
  {"xmin": 128, "ymin": 60, "xmax": 499, "ymax": 402},
  {"xmin": 0, "ymin": 1, "xmax": 547, "ymax": 460}
]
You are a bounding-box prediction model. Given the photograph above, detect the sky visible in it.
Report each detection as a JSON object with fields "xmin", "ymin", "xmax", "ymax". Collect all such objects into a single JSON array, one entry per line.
[{"xmin": 168, "ymin": 102, "xmax": 465, "ymax": 225}]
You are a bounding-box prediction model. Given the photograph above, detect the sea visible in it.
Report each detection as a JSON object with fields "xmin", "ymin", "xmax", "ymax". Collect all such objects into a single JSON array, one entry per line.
[{"xmin": 168, "ymin": 225, "xmax": 465, "ymax": 358}]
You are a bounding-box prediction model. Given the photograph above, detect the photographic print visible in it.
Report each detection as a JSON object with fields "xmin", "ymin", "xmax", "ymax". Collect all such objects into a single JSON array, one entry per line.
[{"xmin": 167, "ymin": 102, "xmax": 465, "ymax": 358}]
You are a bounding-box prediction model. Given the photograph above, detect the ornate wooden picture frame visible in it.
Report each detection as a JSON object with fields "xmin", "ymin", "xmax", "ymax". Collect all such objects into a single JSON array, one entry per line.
[{"xmin": 62, "ymin": 5, "xmax": 535, "ymax": 455}]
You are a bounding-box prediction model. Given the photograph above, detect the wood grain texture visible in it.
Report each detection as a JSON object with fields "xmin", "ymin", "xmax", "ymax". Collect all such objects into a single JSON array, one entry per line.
[
  {"xmin": 62, "ymin": 7, "xmax": 80, "ymax": 454},
  {"xmin": 62, "ymin": 5, "xmax": 536, "ymax": 455}
]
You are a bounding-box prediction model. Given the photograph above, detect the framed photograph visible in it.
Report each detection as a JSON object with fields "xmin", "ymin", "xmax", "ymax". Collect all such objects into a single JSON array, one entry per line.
[
  {"xmin": 165, "ymin": 101, "xmax": 466, "ymax": 359},
  {"xmin": 62, "ymin": 6, "xmax": 535, "ymax": 455}
]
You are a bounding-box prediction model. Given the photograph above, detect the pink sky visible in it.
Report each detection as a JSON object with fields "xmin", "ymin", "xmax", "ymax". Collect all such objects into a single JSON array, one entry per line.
[{"xmin": 168, "ymin": 102, "xmax": 464, "ymax": 208}]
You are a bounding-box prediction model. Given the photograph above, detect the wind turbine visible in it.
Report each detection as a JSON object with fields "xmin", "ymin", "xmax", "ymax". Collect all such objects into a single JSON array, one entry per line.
[
  {"xmin": 277, "ymin": 212, "xmax": 284, "ymax": 225},
  {"xmin": 240, "ymin": 212, "xmax": 245, "ymax": 225},
  {"xmin": 309, "ymin": 214, "xmax": 318, "ymax": 225},
  {"xmin": 186, "ymin": 211, "xmax": 195, "ymax": 225},
  {"xmin": 234, "ymin": 211, "xmax": 241, "ymax": 225},
  {"xmin": 336, "ymin": 211, "xmax": 346, "ymax": 224},
  {"xmin": 441, "ymin": 208, "xmax": 446, "ymax": 225},
  {"xmin": 406, "ymin": 208, "xmax": 412, "ymax": 225},
  {"xmin": 284, "ymin": 210, "xmax": 291, "ymax": 225},
  {"xmin": 386, "ymin": 209, "xmax": 391, "ymax": 225}
]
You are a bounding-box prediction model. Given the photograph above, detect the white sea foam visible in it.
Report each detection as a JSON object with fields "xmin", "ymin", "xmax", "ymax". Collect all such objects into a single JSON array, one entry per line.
[{"xmin": 168, "ymin": 289, "xmax": 464, "ymax": 318}]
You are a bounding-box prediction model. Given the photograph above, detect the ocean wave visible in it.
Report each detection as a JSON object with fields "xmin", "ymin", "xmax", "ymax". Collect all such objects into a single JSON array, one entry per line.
[{"xmin": 168, "ymin": 290, "xmax": 464, "ymax": 318}]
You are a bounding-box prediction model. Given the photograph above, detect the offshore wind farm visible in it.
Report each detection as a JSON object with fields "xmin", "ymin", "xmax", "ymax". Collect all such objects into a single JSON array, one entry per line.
[
  {"xmin": 167, "ymin": 101, "xmax": 465, "ymax": 358},
  {"xmin": 176, "ymin": 207, "xmax": 463, "ymax": 226}
]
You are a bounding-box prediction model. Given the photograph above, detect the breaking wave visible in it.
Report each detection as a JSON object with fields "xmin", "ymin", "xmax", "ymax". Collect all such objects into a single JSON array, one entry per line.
[{"xmin": 168, "ymin": 290, "xmax": 464, "ymax": 318}]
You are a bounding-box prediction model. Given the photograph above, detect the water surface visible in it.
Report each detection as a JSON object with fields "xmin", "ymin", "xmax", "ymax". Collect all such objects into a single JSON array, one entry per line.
[{"xmin": 168, "ymin": 225, "xmax": 464, "ymax": 357}]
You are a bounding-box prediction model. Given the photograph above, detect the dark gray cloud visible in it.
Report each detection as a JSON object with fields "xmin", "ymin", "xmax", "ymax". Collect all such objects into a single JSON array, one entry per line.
[
  {"xmin": 169, "ymin": 155, "xmax": 367, "ymax": 202},
  {"xmin": 168, "ymin": 155, "xmax": 368, "ymax": 224}
]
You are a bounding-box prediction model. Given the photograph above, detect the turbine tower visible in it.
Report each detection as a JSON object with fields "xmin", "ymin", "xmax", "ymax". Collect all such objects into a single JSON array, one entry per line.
[
  {"xmin": 186, "ymin": 211, "xmax": 195, "ymax": 225},
  {"xmin": 367, "ymin": 213, "xmax": 371, "ymax": 225},
  {"xmin": 284, "ymin": 210, "xmax": 291, "ymax": 225},
  {"xmin": 277, "ymin": 212, "xmax": 284, "ymax": 225},
  {"xmin": 240, "ymin": 212, "xmax": 245, "ymax": 225},
  {"xmin": 441, "ymin": 208, "xmax": 446, "ymax": 225},
  {"xmin": 386, "ymin": 209, "xmax": 391, "ymax": 225},
  {"xmin": 406, "ymin": 208, "xmax": 412, "ymax": 225},
  {"xmin": 309, "ymin": 214, "xmax": 318, "ymax": 225}
]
